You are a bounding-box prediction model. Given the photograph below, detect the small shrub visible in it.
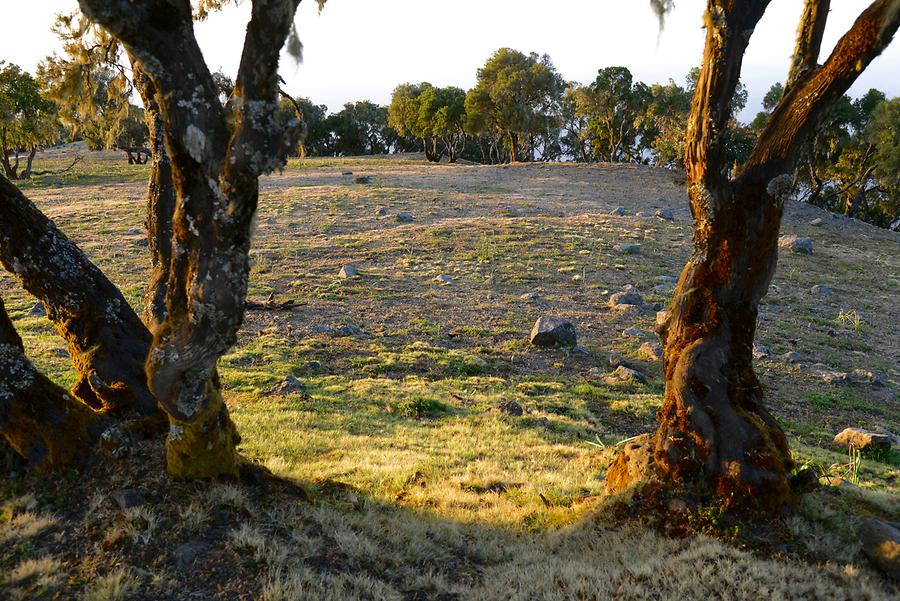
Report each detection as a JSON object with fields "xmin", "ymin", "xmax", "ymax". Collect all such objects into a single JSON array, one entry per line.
[{"xmin": 387, "ymin": 396, "xmax": 451, "ymax": 418}]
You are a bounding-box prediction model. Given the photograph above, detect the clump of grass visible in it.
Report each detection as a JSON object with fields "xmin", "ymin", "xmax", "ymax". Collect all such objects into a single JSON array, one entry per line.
[
  {"xmin": 836, "ymin": 309, "xmax": 864, "ymax": 331},
  {"xmin": 387, "ymin": 395, "xmax": 451, "ymax": 418},
  {"xmin": 83, "ymin": 567, "xmax": 139, "ymax": 601}
]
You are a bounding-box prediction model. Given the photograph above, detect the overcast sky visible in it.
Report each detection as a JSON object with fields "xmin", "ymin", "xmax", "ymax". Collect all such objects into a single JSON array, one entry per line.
[{"xmin": 3, "ymin": 1, "xmax": 898, "ymax": 120}]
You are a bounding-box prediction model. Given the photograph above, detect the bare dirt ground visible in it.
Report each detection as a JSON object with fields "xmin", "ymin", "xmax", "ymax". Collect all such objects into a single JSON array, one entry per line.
[{"xmin": 1, "ymin": 150, "xmax": 898, "ymax": 600}]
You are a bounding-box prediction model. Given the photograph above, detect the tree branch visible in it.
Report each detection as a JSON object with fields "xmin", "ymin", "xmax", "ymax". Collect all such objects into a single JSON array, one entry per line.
[
  {"xmin": 787, "ymin": 0, "xmax": 832, "ymax": 90},
  {"xmin": 740, "ymin": 0, "xmax": 899, "ymax": 186}
]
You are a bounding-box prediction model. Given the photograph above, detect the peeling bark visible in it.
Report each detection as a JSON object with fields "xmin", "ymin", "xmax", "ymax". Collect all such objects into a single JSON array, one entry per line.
[{"xmin": 0, "ymin": 174, "xmax": 157, "ymax": 417}]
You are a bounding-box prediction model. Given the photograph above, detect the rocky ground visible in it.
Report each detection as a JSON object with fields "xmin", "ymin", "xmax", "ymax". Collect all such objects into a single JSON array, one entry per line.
[{"xmin": 1, "ymin": 150, "xmax": 898, "ymax": 600}]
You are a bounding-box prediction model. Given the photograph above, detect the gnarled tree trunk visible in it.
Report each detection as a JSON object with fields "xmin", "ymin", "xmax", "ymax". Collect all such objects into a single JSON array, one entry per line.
[
  {"xmin": 608, "ymin": 0, "xmax": 898, "ymax": 513},
  {"xmin": 0, "ymin": 174, "xmax": 157, "ymax": 418},
  {"xmin": 79, "ymin": 0, "xmax": 304, "ymax": 478}
]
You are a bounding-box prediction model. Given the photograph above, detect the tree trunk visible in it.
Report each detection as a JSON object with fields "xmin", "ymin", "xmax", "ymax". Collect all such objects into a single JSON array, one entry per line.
[
  {"xmin": 21, "ymin": 146, "xmax": 37, "ymax": 179},
  {"xmin": 509, "ymin": 132, "xmax": 519, "ymax": 163},
  {"xmin": 0, "ymin": 296, "xmax": 106, "ymax": 471},
  {"xmin": 132, "ymin": 63, "xmax": 175, "ymax": 333},
  {"xmin": 79, "ymin": 0, "xmax": 304, "ymax": 479},
  {"xmin": 0, "ymin": 174, "xmax": 158, "ymax": 418},
  {"xmin": 606, "ymin": 0, "xmax": 898, "ymax": 513}
]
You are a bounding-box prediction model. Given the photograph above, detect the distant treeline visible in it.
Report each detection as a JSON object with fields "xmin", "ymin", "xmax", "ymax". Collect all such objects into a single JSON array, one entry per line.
[{"xmin": 1, "ymin": 45, "xmax": 897, "ymax": 228}]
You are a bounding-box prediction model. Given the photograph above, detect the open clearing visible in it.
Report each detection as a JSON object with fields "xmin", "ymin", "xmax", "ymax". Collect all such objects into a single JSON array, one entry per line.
[{"xmin": 1, "ymin": 151, "xmax": 898, "ymax": 600}]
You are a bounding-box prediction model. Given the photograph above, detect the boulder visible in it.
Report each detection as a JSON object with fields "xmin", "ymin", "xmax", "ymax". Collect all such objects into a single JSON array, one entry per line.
[
  {"xmin": 111, "ymin": 489, "xmax": 146, "ymax": 510},
  {"xmin": 614, "ymin": 243, "xmax": 641, "ymax": 255},
  {"xmin": 529, "ymin": 316, "xmax": 577, "ymax": 348},
  {"xmin": 859, "ymin": 519, "xmax": 900, "ymax": 580},
  {"xmin": 778, "ymin": 235, "xmax": 814, "ymax": 255},
  {"xmin": 834, "ymin": 427, "xmax": 892, "ymax": 453},
  {"xmin": 608, "ymin": 290, "xmax": 643, "ymax": 308},
  {"xmin": 396, "ymin": 212, "xmax": 415, "ymax": 223},
  {"xmin": 655, "ymin": 209, "xmax": 674, "ymax": 221},
  {"xmin": 638, "ymin": 341, "xmax": 663, "ymax": 362},
  {"xmin": 338, "ymin": 264, "xmax": 360, "ymax": 279},
  {"xmin": 604, "ymin": 434, "xmax": 654, "ymax": 495},
  {"xmin": 609, "ymin": 207, "xmax": 628, "ymax": 216},
  {"xmin": 498, "ymin": 400, "xmax": 523, "ymax": 417},
  {"xmin": 433, "ymin": 274, "xmax": 455, "ymax": 285}
]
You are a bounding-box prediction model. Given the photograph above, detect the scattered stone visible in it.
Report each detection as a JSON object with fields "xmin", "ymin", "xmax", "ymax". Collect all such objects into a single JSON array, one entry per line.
[
  {"xmin": 311, "ymin": 325, "xmax": 337, "ymax": 335},
  {"xmin": 305, "ymin": 360, "xmax": 322, "ymax": 371},
  {"xmin": 752, "ymin": 344, "xmax": 770, "ymax": 359},
  {"xmin": 859, "ymin": 519, "xmax": 900, "ymax": 580},
  {"xmin": 655, "ymin": 310, "xmax": 668, "ymax": 327},
  {"xmin": 354, "ymin": 175, "xmax": 372, "ymax": 184},
  {"xmin": 573, "ymin": 346, "xmax": 591, "ymax": 356},
  {"xmin": 498, "ymin": 206, "xmax": 519, "ymax": 217},
  {"xmin": 834, "ymin": 427, "xmax": 892, "ymax": 453},
  {"xmin": 338, "ymin": 264, "xmax": 360, "ymax": 279},
  {"xmin": 850, "ymin": 369, "xmax": 885, "ymax": 387},
  {"xmin": 778, "ymin": 235, "xmax": 814, "ymax": 255},
  {"xmin": 810, "ymin": 284, "xmax": 833, "ymax": 296},
  {"xmin": 872, "ymin": 427, "xmax": 900, "ymax": 447},
  {"xmin": 334, "ymin": 324, "xmax": 363, "ymax": 337},
  {"xmin": 529, "ymin": 316, "xmax": 577, "ymax": 348},
  {"xmin": 604, "ymin": 434, "xmax": 653, "ymax": 494},
  {"xmin": 621, "ymin": 328, "xmax": 644, "ymax": 338},
  {"xmin": 571, "ymin": 274, "xmax": 583, "ymax": 282},
  {"xmin": 28, "ymin": 302, "xmax": 46, "ymax": 317},
  {"xmin": 433, "ymin": 274, "xmax": 455, "ymax": 285},
  {"xmin": 375, "ymin": 206, "xmax": 388, "ymax": 217},
  {"xmin": 606, "ymin": 365, "xmax": 647, "ymax": 384},
  {"xmin": 652, "ymin": 283, "xmax": 675, "ymax": 294},
  {"xmin": 655, "ymin": 209, "xmax": 674, "ymax": 221},
  {"xmin": 607, "ymin": 354, "xmax": 630, "ymax": 369},
  {"xmin": 780, "ymin": 351, "xmax": 803, "ymax": 364},
  {"xmin": 396, "ymin": 212, "xmax": 414, "ymax": 223},
  {"xmin": 890, "ymin": 217, "xmax": 900, "ymax": 232},
  {"xmin": 520, "ymin": 291, "xmax": 540, "ymax": 301},
  {"xmin": 809, "ymin": 217, "xmax": 825, "ymax": 227},
  {"xmin": 127, "ymin": 228, "xmax": 142, "ymax": 235},
  {"xmin": 614, "ymin": 243, "xmax": 641, "ymax": 255},
  {"xmin": 269, "ymin": 376, "xmax": 305, "ymax": 396},
  {"xmin": 638, "ymin": 341, "xmax": 663, "ymax": 362},
  {"xmin": 789, "ymin": 468, "xmax": 820, "ymax": 494},
  {"xmin": 533, "ymin": 417, "xmax": 551, "ymax": 429},
  {"xmin": 636, "ymin": 210, "xmax": 652, "ymax": 218},
  {"xmin": 608, "ymin": 290, "xmax": 643, "ymax": 308},
  {"xmin": 819, "ymin": 370, "xmax": 850, "ymax": 385},
  {"xmin": 498, "ymin": 400, "xmax": 523, "ymax": 416},
  {"xmin": 654, "ymin": 275, "xmax": 677, "ymax": 283},
  {"xmin": 609, "ymin": 207, "xmax": 628, "ymax": 216},
  {"xmin": 110, "ymin": 489, "xmax": 145, "ymax": 510},
  {"xmin": 175, "ymin": 542, "xmax": 207, "ymax": 570},
  {"xmin": 341, "ymin": 171, "xmax": 353, "ymax": 176}
]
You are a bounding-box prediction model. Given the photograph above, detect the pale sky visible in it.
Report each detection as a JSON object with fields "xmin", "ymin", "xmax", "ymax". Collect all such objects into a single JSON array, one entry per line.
[{"xmin": 3, "ymin": 1, "xmax": 898, "ymax": 121}]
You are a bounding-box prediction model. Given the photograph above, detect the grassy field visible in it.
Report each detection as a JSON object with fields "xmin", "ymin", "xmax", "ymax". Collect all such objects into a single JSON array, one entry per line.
[{"xmin": 1, "ymin": 149, "xmax": 898, "ymax": 600}]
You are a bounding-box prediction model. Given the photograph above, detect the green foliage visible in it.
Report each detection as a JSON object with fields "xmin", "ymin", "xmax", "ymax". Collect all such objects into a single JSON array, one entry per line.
[
  {"xmin": 0, "ymin": 62, "xmax": 60, "ymax": 178},
  {"xmin": 464, "ymin": 48, "xmax": 565, "ymax": 162},
  {"xmin": 326, "ymin": 101, "xmax": 394, "ymax": 156},
  {"xmin": 388, "ymin": 82, "xmax": 468, "ymax": 162},
  {"xmin": 37, "ymin": 14, "xmax": 145, "ymax": 151},
  {"xmin": 388, "ymin": 396, "xmax": 451, "ymax": 419}
]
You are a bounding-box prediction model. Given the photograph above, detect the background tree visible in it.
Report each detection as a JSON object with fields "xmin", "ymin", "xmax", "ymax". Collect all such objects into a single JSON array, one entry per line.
[
  {"xmin": 388, "ymin": 82, "xmax": 440, "ymax": 161},
  {"xmin": 574, "ymin": 66, "xmax": 650, "ymax": 163},
  {"xmin": 0, "ymin": 62, "xmax": 60, "ymax": 179},
  {"xmin": 640, "ymin": 79, "xmax": 692, "ymax": 168},
  {"xmin": 606, "ymin": 0, "xmax": 899, "ymax": 513},
  {"xmin": 327, "ymin": 100, "xmax": 392, "ymax": 156},
  {"xmin": 464, "ymin": 48, "xmax": 564, "ymax": 163}
]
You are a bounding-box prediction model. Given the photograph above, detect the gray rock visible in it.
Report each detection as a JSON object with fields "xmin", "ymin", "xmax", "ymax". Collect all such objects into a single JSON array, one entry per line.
[
  {"xmin": 573, "ymin": 346, "xmax": 591, "ymax": 356},
  {"xmin": 608, "ymin": 290, "xmax": 643, "ymax": 307},
  {"xmin": 752, "ymin": 344, "xmax": 770, "ymax": 359},
  {"xmin": 111, "ymin": 489, "xmax": 145, "ymax": 510},
  {"xmin": 375, "ymin": 206, "xmax": 388, "ymax": 217},
  {"xmin": 28, "ymin": 302, "xmax": 46, "ymax": 317},
  {"xmin": 636, "ymin": 210, "xmax": 652, "ymax": 218},
  {"xmin": 269, "ymin": 376, "xmax": 305, "ymax": 395},
  {"xmin": 520, "ymin": 291, "xmax": 540, "ymax": 301},
  {"xmin": 175, "ymin": 541, "xmax": 207, "ymax": 569},
  {"xmin": 810, "ymin": 284, "xmax": 832, "ymax": 296},
  {"xmin": 305, "ymin": 360, "xmax": 322, "ymax": 371},
  {"xmin": 655, "ymin": 310, "xmax": 668, "ymax": 327},
  {"xmin": 834, "ymin": 427, "xmax": 892, "ymax": 453},
  {"xmin": 433, "ymin": 274, "xmax": 455, "ymax": 285},
  {"xmin": 339, "ymin": 264, "xmax": 360, "ymax": 279},
  {"xmin": 819, "ymin": 370, "xmax": 850, "ymax": 385},
  {"xmin": 614, "ymin": 243, "xmax": 641, "ymax": 255},
  {"xmin": 498, "ymin": 400, "xmax": 523, "ymax": 416},
  {"xmin": 311, "ymin": 325, "xmax": 337, "ymax": 335},
  {"xmin": 652, "ymin": 283, "xmax": 675, "ymax": 294},
  {"xmin": 607, "ymin": 354, "xmax": 632, "ymax": 369},
  {"xmin": 850, "ymin": 369, "xmax": 885, "ymax": 387},
  {"xmin": 396, "ymin": 212, "xmax": 414, "ymax": 223},
  {"xmin": 872, "ymin": 426, "xmax": 900, "ymax": 447},
  {"xmin": 335, "ymin": 324, "xmax": 363, "ymax": 337},
  {"xmin": 654, "ymin": 275, "xmax": 678, "ymax": 283},
  {"xmin": 778, "ymin": 235, "xmax": 814, "ymax": 255},
  {"xmin": 354, "ymin": 175, "xmax": 372, "ymax": 184},
  {"xmin": 655, "ymin": 209, "xmax": 674, "ymax": 221},
  {"xmin": 621, "ymin": 328, "xmax": 644, "ymax": 338},
  {"xmin": 529, "ymin": 316, "xmax": 577, "ymax": 348},
  {"xmin": 127, "ymin": 228, "xmax": 142, "ymax": 235},
  {"xmin": 606, "ymin": 365, "xmax": 647, "ymax": 384},
  {"xmin": 609, "ymin": 207, "xmax": 628, "ymax": 216},
  {"xmin": 781, "ymin": 351, "xmax": 803, "ymax": 364},
  {"xmin": 341, "ymin": 171, "xmax": 353, "ymax": 176},
  {"xmin": 809, "ymin": 218, "xmax": 825, "ymax": 227},
  {"xmin": 533, "ymin": 417, "xmax": 551, "ymax": 429},
  {"xmin": 859, "ymin": 519, "xmax": 900, "ymax": 580},
  {"xmin": 891, "ymin": 217, "xmax": 900, "ymax": 232},
  {"xmin": 638, "ymin": 341, "xmax": 663, "ymax": 362}
]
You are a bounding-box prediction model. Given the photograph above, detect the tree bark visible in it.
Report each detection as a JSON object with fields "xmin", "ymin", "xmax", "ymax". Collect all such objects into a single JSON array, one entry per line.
[
  {"xmin": 607, "ymin": 0, "xmax": 898, "ymax": 513},
  {"xmin": 0, "ymin": 296, "xmax": 105, "ymax": 471},
  {"xmin": 79, "ymin": 0, "xmax": 303, "ymax": 478},
  {"xmin": 0, "ymin": 174, "xmax": 157, "ymax": 418},
  {"xmin": 132, "ymin": 63, "xmax": 175, "ymax": 333}
]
